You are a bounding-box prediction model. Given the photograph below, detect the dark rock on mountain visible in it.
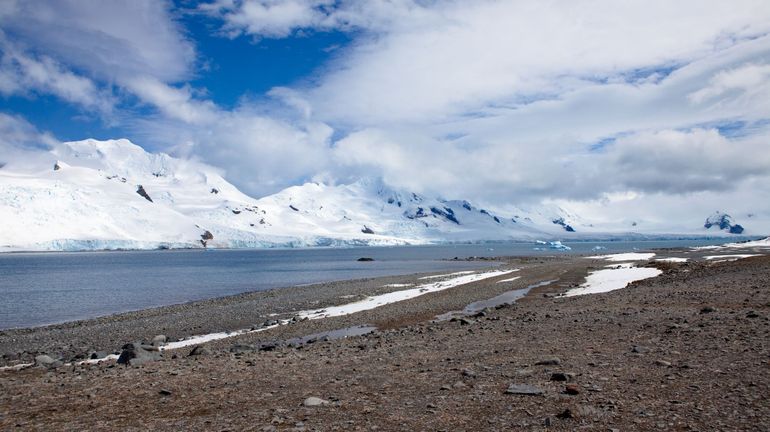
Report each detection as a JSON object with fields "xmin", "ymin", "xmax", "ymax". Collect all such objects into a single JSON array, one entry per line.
[
  {"xmin": 136, "ymin": 185, "xmax": 153, "ymax": 202},
  {"xmin": 53, "ymin": 162, "xmax": 61, "ymax": 171},
  {"xmin": 704, "ymin": 211, "xmax": 744, "ymax": 234},
  {"xmin": 462, "ymin": 201, "xmax": 473, "ymax": 211},
  {"xmin": 405, "ymin": 207, "xmax": 428, "ymax": 219},
  {"xmin": 289, "ymin": 205, "xmax": 299, "ymax": 212},
  {"xmin": 430, "ymin": 207, "xmax": 460, "ymax": 224},
  {"xmin": 200, "ymin": 230, "xmax": 214, "ymax": 247},
  {"xmin": 361, "ymin": 226, "xmax": 375, "ymax": 234},
  {"xmin": 552, "ymin": 217, "xmax": 575, "ymax": 232},
  {"xmin": 210, "ymin": 188, "xmax": 219, "ymax": 194},
  {"xmin": 357, "ymin": 257, "xmax": 374, "ymax": 262}
]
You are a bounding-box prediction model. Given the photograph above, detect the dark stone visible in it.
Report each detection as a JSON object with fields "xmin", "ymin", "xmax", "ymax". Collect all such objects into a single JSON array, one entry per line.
[
  {"xmin": 158, "ymin": 389, "xmax": 172, "ymax": 396},
  {"xmin": 136, "ymin": 185, "xmax": 153, "ymax": 202},
  {"xmin": 550, "ymin": 372, "xmax": 575, "ymax": 382},
  {"xmin": 535, "ymin": 357, "xmax": 561, "ymax": 366},
  {"xmin": 232, "ymin": 209, "xmax": 241, "ymax": 214},
  {"xmin": 116, "ymin": 342, "xmax": 161, "ymax": 366},
  {"xmin": 505, "ymin": 384, "xmax": 544, "ymax": 395},
  {"xmin": 53, "ymin": 162, "xmax": 61, "ymax": 171},
  {"xmin": 188, "ymin": 345, "xmax": 212, "ymax": 356},
  {"xmin": 357, "ymin": 257, "xmax": 375, "ymax": 262},
  {"xmin": 564, "ymin": 384, "xmax": 581, "ymax": 395},
  {"xmin": 259, "ymin": 342, "xmax": 278, "ymax": 352},
  {"xmin": 210, "ymin": 188, "xmax": 219, "ymax": 194},
  {"xmin": 289, "ymin": 205, "xmax": 299, "ymax": 211},
  {"xmin": 700, "ymin": 306, "xmax": 716, "ymax": 314}
]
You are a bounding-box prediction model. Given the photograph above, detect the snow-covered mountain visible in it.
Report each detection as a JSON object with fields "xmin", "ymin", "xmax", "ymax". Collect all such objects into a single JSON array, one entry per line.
[{"xmin": 0, "ymin": 139, "xmax": 763, "ymax": 251}]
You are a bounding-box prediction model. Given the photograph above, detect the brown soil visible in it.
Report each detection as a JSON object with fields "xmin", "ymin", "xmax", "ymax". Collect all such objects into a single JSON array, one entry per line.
[{"xmin": 1, "ymin": 254, "xmax": 769, "ymax": 431}]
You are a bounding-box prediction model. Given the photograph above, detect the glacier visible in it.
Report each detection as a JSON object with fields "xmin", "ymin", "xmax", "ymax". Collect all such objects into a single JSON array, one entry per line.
[{"xmin": 0, "ymin": 139, "xmax": 765, "ymax": 252}]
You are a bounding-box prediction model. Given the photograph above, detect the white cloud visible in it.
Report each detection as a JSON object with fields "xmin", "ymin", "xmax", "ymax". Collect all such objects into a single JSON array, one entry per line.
[
  {"xmin": 0, "ymin": 38, "xmax": 111, "ymax": 112},
  {"xmin": 0, "ymin": 0, "xmax": 195, "ymax": 83},
  {"xmin": 0, "ymin": 113, "xmax": 58, "ymax": 169},
  {"xmin": 4, "ymin": 0, "xmax": 770, "ymax": 228}
]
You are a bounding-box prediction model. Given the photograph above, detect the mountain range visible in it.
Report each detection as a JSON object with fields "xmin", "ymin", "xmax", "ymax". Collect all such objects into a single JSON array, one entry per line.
[{"xmin": 0, "ymin": 139, "xmax": 764, "ymax": 251}]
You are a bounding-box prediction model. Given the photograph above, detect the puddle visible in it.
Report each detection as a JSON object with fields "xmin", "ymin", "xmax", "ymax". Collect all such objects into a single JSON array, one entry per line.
[
  {"xmin": 435, "ymin": 279, "xmax": 558, "ymax": 321},
  {"xmin": 284, "ymin": 325, "xmax": 377, "ymax": 347}
]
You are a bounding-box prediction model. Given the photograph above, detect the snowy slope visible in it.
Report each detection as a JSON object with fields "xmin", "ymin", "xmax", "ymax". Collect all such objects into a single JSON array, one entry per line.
[{"xmin": 0, "ymin": 139, "xmax": 764, "ymax": 252}]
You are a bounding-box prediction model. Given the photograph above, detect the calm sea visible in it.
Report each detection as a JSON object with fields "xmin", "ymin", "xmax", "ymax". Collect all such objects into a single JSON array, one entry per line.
[{"xmin": 0, "ymin": 239, "xmax": 736, "ymax": 329}]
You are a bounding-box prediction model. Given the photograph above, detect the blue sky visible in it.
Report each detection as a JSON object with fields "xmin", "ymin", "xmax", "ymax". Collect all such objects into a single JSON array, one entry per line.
[{"xmin": 2, "ymin": 0, "xmax": 770, "ymax": 223}]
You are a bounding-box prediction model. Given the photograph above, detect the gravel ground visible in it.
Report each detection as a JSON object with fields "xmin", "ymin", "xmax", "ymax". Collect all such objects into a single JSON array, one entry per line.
[{"xmin": 1, "ymin": 249, "xmax": 768, "ymax": 430}]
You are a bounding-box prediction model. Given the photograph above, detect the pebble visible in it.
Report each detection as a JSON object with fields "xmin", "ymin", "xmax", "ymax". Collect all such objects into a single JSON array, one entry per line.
[
  {"xmin": 505, "ymin": 384, "xmax": 545, "ymax": 395},
  {"xmin": 565, "ymin": 384, "xmax": 581, "ymax": 395},
  {"xmin": 655, "ymin": 360, "xmax": 672, "ymax": 367},
  {"xmin": 535, "ymin": 357, "xmax": 561, "ymax": 366},
  {"xmin": 550, "ymin": 372, "xmax": 575, "ymax": 382},
  {"xmin": 303, "ymin": 397, "xmax": 330, "ymax": 407}
]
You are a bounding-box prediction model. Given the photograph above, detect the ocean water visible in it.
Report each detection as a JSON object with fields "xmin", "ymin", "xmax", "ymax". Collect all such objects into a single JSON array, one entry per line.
[{"xmin": 0, "ymin": 239, "xmax": 735, "ymax": 329}]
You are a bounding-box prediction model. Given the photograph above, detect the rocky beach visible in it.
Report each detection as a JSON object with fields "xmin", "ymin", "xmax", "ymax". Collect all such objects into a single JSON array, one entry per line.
[{"xmin": 1, "ymin": 245, "xmax": 769, "ymax": 431}]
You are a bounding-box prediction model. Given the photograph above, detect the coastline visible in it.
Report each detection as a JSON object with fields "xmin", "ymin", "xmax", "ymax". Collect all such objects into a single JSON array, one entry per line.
[
  {"xmin": 1, "ymin": 248, "xmax": 768, "ymax": 430},
  {"xmin": 1, "ymin": 243, "xmax": 765, "ymax": 368}
]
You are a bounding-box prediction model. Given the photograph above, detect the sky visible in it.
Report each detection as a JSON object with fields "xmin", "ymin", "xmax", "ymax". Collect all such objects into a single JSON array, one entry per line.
[{"xmin": 1, "ymin": 0, "xmax": 770, "ymax": 227}]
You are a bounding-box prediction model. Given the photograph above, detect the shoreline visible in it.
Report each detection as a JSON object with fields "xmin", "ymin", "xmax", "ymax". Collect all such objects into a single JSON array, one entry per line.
[
  {"xmin": 1, "ymin": 249, "xmax": 767, "ymax": 430},
  {"xmin": 2, "ymin": 244, "xmax": 766, "ymax": 368}
]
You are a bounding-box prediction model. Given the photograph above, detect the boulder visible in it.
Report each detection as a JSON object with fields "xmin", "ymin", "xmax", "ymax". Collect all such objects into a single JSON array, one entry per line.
[
  {"xmin": 152, "ymin": 335, "xmax": 167, "ymax": 346},
  {"xmin": 34, "ymin": 354, "xmax": 61, "ymax": 369},
  {"xmin": 117, "ymin": 342, "xmax": 161, "ymax": 366}
]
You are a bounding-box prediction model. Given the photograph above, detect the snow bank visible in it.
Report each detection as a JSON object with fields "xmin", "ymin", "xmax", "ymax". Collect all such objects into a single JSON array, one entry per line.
[
  {"xmin": 564, "ymin": 265, "xmax": 662, "ymax": 297},
  {"xmin": 298, "ymin": 269, "xmax": 517, "ymax": 320},
  {"xmin": 587, "ymin": 252, "xmax": 656, "ymax": 261}
]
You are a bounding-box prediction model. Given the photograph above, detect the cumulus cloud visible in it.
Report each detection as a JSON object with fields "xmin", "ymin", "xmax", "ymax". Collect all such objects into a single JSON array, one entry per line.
[
  {"xmin": 4, "ymin": 0, "xmax": 770, "ymax": 224},
  {"xmin": 0, "ymin": 113, "xmax": 58, "ymax": 169},
  {"xmin": 0, "ymin": 38, "xmax": 111, "ymax": 112},
  {"xmin": 0, "ymin": 0, "xmax": 195, "ymax": 83}
]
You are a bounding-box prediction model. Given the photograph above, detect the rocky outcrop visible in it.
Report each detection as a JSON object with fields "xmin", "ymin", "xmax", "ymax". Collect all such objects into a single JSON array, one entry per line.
[
  {"xmin": 135, "ymin": 185, "xmax": 153, "ymax": 202},
  {"xmin": 552, "ymin": 217, "xmax": 575, "ymax": 232},
  {"xmin": 200, "ymin": 230, "xmax": 214, "ymax": 247},
  {"xmin": 704, "ymin": 211, "xmax": 744, "ymax": 234},
  {"xmin": 361, "ymin": 225, "xmax": 375, "ymax": 234}
]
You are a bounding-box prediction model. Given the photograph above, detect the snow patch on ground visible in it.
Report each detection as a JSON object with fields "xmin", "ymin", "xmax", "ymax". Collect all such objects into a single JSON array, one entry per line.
[
  {"xmin": 497, "ymin": 276, "xmax": 522, "ymax": 283},
  {"xmin": 161, "ymin": 324, "xmax": 281, "ymax": 351},
  {"xmin": 418, "ymin": 271, "xmax": 476, "ymax": 280},
  {"xmin": 587, "ymin": 252, "xmax": 656, "ymax": 261},
  {"xmin": 704, "ymin": 254, "xmax": 761, "ymax": 261},
  {"xmin": 655, "ymin": 257, "xmax": 689, "ymax": 263},
  {"xmin": 563, "ymin": 265, "xmax": 662, "ymax": 297},
  {"xmin": 383, "ymin": 283, "xmax": 412, "ymax": 288},
  {"xmin": 298, "ymin": 269, "xmax": 517, "ymax": 320}
]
